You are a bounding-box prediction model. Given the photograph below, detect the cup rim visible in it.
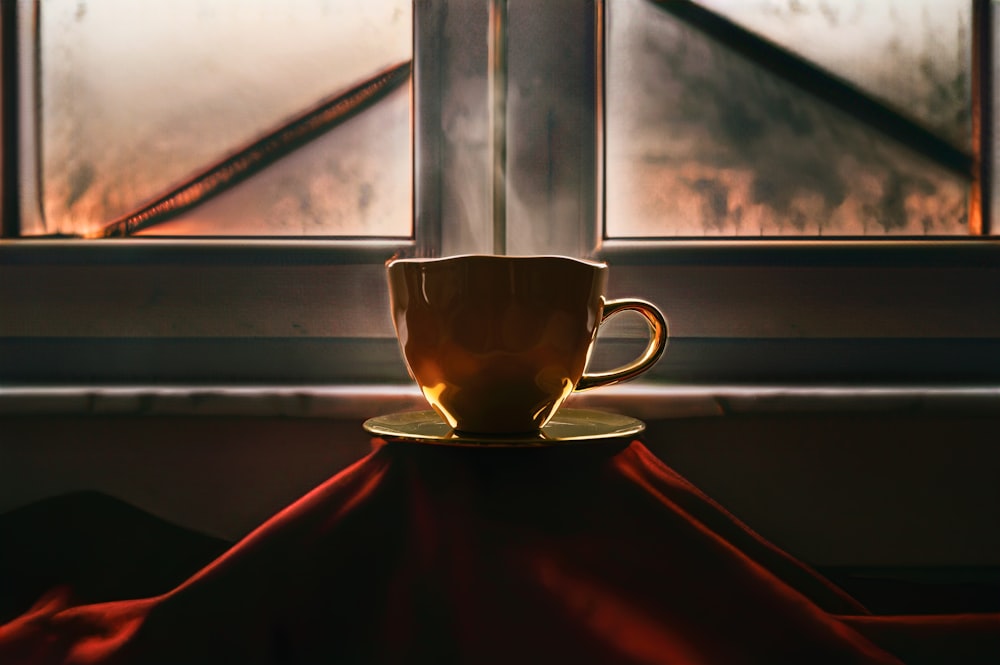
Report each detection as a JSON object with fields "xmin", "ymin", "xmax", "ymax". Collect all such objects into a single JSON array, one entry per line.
[{"xmin": 386, "ymin": 254, "xmax": 607, "ymax": 269}]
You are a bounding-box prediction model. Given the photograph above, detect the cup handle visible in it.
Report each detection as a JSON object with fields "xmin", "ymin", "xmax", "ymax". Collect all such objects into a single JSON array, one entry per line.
[{"xmin": 575, "ymin": 299, "xmax": 668, "ymax": 392}]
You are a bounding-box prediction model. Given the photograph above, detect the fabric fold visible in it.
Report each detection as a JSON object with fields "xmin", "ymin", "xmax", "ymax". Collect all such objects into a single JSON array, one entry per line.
[{"xmin": 0, "ymin": 439, "xmax": 995, "ymax": 665}]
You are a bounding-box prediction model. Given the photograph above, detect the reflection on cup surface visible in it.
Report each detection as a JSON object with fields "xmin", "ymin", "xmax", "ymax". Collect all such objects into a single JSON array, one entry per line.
[{"xmin": 387, "ymin": 255, "xmax": 667, "ymax": 434}]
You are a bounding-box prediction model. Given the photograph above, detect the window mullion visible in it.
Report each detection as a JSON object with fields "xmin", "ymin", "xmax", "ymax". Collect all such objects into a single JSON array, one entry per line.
[
  {"xmin": 973, "ymin": 0, "xmax": 993, "ymax": 235},
  {"xmin": 1, "ymin": 0, "xmax": 20, "ymax": 238}
]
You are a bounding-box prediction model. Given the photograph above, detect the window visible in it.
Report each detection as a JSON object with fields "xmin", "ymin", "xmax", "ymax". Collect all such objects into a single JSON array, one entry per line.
[
  {"xmin": 2, "ymin": 0, "xmax": 1000, "ymax": 389},
  {"xmin": 606, "ymin": 0, "xmax": 972, "ymax": 237},
  {"xmin": 2, "ymin": 0, "xmax": 424, "ymax": 384},
  {"xmin": 590, "ymin": 0, "xmax": 1000, "ymax": 384},
  {"xmin": 25, "ymin": 0, "xmax": 412, "ymax": 239}
]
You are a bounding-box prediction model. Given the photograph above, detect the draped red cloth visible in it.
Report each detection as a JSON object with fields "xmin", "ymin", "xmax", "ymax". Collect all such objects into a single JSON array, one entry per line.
[{"xmin": 1, "ymin": 438, "xmax": 997, "ymax": 664}]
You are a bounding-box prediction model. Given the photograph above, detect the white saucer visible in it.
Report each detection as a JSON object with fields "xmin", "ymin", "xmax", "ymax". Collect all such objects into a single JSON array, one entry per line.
[{"xmin": 363, "ymin": 408, "xmax": 645, "ymax": 447}]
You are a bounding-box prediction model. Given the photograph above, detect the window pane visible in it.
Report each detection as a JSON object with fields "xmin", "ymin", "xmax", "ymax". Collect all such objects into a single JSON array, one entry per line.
[
  {"xmin": 29, "ymin": 0, "xmax": 411, "ymax": 237},
  {"xmin": 605, "ymin": 0, "xmax": 970, "ymax": 237}
]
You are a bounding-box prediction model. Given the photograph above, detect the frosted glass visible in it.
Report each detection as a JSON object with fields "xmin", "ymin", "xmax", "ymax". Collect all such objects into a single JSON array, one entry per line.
[
  {"xmin": 695, "ymin": 0, "xmax": 972, "ymax": 149},
  {"xmin": 34, "ymin": 0, "xmax": 411, "ymax": 237},
  {"xmin": 605, "ymin": 0, "xmax": 969, "ymax": 237}
]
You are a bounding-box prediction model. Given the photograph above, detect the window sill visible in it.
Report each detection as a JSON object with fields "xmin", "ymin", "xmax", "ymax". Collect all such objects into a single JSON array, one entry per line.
[{"xmin": 3, "ymin": 383, "xmax": 1000, "ymax": 420}]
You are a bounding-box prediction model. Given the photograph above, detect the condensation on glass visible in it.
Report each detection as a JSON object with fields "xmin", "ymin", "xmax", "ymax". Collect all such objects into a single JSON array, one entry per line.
[
  {"xmin": 605, "ymin": 0, "xmax": 972, "ymax": 237},
  {"xmin": 695, "ymin": 0, "xmax": 972, "ymax": 150},
  {"xmin": 27, "ymin": 0, "xmax": 411, "ymax": 237}
]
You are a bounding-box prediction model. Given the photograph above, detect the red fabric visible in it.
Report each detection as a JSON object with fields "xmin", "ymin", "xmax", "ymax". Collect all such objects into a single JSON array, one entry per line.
[{"xmin": 0, "ymin": 439, "xmax": 997, "ymax": 664}]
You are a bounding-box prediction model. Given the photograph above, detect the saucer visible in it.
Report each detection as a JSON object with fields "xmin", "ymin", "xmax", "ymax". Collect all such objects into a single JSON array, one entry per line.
[{"xmin": 363, "ymin": 408, "xmax": 645, "ymax": 447}]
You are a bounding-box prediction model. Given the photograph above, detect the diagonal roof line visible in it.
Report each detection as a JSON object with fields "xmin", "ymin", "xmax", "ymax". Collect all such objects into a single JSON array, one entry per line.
[
  {"xmin": 97, "ymin": 61, "xmax": 411, "ymax": 238},
  {"xmin": 650, "ymin": 0, "xmax": 974, "ymax": 179}
]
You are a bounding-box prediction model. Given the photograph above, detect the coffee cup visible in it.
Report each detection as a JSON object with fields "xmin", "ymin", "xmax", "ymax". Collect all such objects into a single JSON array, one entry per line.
[{"xmin": 386, "ymin": 254, "xmax": 667, "ymax": 434}]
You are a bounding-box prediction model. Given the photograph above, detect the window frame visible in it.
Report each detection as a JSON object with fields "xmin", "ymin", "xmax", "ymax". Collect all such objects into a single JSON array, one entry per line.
[{"xmin": 3, "ymin": 0, "xmax": 1000, "ymax": 390}]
